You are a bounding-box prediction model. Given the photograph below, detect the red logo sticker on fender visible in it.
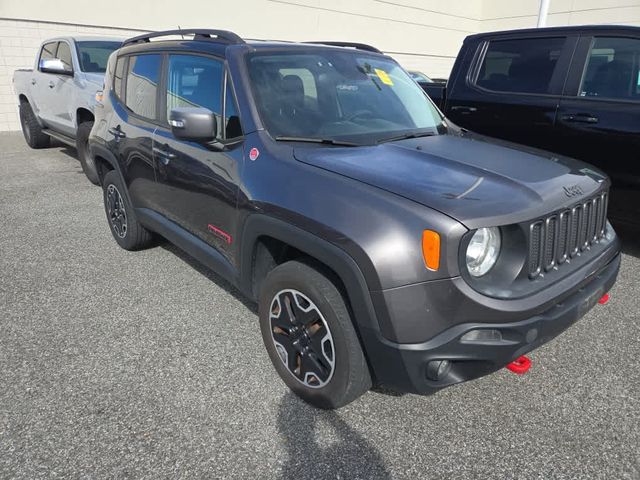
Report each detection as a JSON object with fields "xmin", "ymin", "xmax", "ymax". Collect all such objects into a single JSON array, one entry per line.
[{"xmin": 249, "ymin": 147, "xmax": 260, "ymax": 161}]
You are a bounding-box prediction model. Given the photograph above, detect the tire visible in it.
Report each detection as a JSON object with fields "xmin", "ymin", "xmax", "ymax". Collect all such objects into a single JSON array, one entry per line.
[
  {"xmin": 19, "ymin": 102, "xmax": 50, "ymax": 149},
  {"xmin": 259, "ymin": 260, "xmax": 371, "ymax": 409},
  {"xmin": 77, "ymin": 121, "xmax": 99, "ymax": 185},
  {"xmin": 102, "ymin": 170, "xmax": 153, "ymax": 250}
]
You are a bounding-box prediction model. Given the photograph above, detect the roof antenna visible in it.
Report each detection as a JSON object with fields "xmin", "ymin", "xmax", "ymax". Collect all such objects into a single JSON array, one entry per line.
[{"xmin": 178, "ymin": 26, "xmax": 184, "ymax": 40}]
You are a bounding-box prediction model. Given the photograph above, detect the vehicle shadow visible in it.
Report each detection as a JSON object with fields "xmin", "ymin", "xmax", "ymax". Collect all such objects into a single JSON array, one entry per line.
[
  {"xmin": 276, "ymin": 392, "xmax": 391, "ymax": 480},
  {"xmin": 158, "ymin": 240, "xmax": 258, "ymax": 314}
]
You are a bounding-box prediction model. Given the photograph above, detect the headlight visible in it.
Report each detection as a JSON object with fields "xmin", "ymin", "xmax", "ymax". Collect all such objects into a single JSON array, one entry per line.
[{"xmin": 466, "ymin": 227, "xmax": 501, "ymax": 277}]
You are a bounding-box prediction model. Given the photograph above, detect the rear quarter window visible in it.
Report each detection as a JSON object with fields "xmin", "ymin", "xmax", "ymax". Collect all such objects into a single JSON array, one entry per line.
[
  {"xmin": 475, "ymin": 37, "xmax": 566, "ymax": 94},
  {"xmin": 113, "ymin": 56, "xmax": 126, "ymax": 100}
]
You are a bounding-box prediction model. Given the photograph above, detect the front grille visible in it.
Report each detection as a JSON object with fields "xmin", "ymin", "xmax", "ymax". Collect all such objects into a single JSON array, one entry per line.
[{"xmin": 527, "ymin": 190, "xmax": 608, "ymax": 279}]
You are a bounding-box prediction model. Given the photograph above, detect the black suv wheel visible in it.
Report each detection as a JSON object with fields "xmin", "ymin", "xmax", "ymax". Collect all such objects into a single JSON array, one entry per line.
[
  {"xmin": 102, "ymin": 170, "xmax": 153, "ymax": 250},
  {"xmin": 77, "ymin": 121, "xmax": 99, "ymax": 185},
  {"xmin": 259, "ymin": 261, "xmax": 371, "ymax": 409},
  {"xmin": 19, "ymin": 102, "xmax": 50, "ymax": 149}
]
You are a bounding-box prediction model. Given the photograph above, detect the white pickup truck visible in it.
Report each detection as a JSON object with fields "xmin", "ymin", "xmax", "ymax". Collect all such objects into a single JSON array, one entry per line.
[{"xmin": 13, "ymin": 36, "xmax": 121, "ymax": 184}]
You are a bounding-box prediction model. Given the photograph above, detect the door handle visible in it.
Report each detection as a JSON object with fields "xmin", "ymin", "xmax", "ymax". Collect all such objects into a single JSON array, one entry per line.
[
  {"xmin": 48, "ymin": 81, "xmax": 55, "ymax": 89},
  {"xmin": 108, "ymin": 126, "xmax": 126, "ymax": 138},
  {"xmin": 561, "ymin": 114, "xmax": 598, "ymax": 124},
  {"xmin": 450, "ymin": 105, "xmax": 477, "ymax": 114},
  {"xmin": 152, "ymin": 146, "xmax": 176, "ymax": 165},
  {"xmin": 31, "ymin": 78, "xmax": 36, "ymax": 85}
]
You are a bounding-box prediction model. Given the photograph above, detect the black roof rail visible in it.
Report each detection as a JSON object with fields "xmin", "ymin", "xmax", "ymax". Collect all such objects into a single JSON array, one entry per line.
[
  {"xmin": 123, "ymin": 29, "xmax": 245, "ymax": 47},
  {"xmin": 305, "ymin": 41, "xmax": 382, "ymax": 54}
]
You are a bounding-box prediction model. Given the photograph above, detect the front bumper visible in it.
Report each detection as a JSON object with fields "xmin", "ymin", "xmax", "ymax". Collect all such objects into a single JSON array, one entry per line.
[{"xmin": 361, "ymin": 252, "xmax": 620, "ymax": 395}]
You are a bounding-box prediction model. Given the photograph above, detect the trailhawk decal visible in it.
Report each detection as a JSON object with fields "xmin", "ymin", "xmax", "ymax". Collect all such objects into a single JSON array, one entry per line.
[{"xmin": 207, "ymin": 224, "xmax": 232, "ymax": 244}]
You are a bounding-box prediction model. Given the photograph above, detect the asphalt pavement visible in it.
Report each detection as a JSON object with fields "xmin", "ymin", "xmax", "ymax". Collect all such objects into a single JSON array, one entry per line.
[{"xmin": 0, "ymin": 131, "xmax": 638, "ymax": 479}]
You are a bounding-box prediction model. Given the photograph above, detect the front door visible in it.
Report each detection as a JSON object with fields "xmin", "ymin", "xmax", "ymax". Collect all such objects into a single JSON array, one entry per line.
[
  {"xmin": 152, "ymin": 53, "xmax": 244, "ymax": 262},
  {"xmin": 557, "ymin": 34, "xmax": 640, "ymax": 226},
  {"xmin": 47, "ymin": 40, "xmax": 76, "ymax": 136}
]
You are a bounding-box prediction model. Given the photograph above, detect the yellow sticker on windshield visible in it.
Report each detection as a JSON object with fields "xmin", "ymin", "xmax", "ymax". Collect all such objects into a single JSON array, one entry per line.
[{"xmin": 374, "ymin": 68, "xmax": 394, "ymax": 86}]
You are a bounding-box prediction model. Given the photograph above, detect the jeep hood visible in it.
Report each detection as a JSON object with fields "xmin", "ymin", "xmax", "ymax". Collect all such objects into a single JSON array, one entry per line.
[{"xmin": 293, "ymin": 134, "xmax": 607, "ymax": 229}]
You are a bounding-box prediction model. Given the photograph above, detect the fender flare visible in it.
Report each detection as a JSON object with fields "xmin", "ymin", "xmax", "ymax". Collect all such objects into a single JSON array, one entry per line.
[
  {"xmin": 89, "ymin": 142, "xmax": 134, "ymax": 207},
  {"xmin": 239, "ymin": 214, "xmax": 382, "ymax": 335}
]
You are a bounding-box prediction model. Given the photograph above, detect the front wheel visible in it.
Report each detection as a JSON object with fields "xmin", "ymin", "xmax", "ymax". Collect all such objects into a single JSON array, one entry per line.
[
  {"xmin": 259, "ymin": 261, "xmax": 371, "ymax": 409},
  {"xmin": 77, "ymin": 121, "xmax": 99, "ymax": 185}
]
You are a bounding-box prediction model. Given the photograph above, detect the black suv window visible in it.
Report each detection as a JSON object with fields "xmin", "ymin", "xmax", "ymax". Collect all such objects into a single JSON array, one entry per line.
[
  {"xmin": 476, "ymin": 37, "xmax": 566, "ymax": 94},
  {"xmin": 580, "ymin": 37, "xmax": 640, "ymax": 101},
  {"xmin": 125, "ymin": 54, "xmax": 162, "ymax": 120},
  {"xmin": 224, "ymin": 73, "xmax": 242, "ymax": 139},
  {"xmin": 166, "ymin": 54, "xmax": 223, "ymax": 131},
  {"xmin": 113, "ymin": 56, "xmax": 126, "ymax": 100}
]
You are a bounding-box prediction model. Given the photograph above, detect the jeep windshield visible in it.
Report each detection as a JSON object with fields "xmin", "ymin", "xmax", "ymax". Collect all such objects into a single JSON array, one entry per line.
[{"xmin": 247, "ymin": 50, "xmax": 444, "ymax": 145}]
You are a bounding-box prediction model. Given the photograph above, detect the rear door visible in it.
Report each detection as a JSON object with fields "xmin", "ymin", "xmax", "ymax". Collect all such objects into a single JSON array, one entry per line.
[
  {"xmin": 152, "ymin": 53, "xmax": 244, "ymax": 261},
  {"xmin": 107, "ymin": 53, "xmax": 162, "ymax": 210},
  {"xmin": 446, "ymin": 34, "xmax": 577, "ymax": 153},
  {"xmin": 557, "ymin": 33, "xmax": 640, "ymax": 226}
]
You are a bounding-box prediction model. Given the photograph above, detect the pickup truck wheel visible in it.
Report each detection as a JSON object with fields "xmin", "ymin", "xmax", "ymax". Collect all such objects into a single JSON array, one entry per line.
[
  {"xmin": 19, "ymin": 102, "xmax": 50, "ymax": 149},
  {"xmin": 259, "ymin": 261, "xmax": 371, "ymax": 409},
  {"xmin": 77, "ymin": 121, "xmax": 99, "ymax": 185},
  {"xmin": 102, "ymin": 170, "xmax": 153, "ymax": 250}
]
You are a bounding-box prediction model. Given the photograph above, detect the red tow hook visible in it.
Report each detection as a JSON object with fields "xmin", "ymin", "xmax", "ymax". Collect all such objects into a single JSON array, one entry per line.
[
  {"xmin": 506, "ymin": 355, "xmax": 532, "ymax": 375},
  {"xmin": 599, "ymin": 293, "xmax": 610, "ymax": 305}
]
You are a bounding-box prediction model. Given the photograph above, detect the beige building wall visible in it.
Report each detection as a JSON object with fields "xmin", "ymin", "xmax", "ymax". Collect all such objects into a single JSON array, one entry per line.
[
  {"xmin": 482, "ymin": 0, "xmax": 640, "ymax": 31},
  {"xmin": 1, "ymin": 0, "xmax": 639, "ymax": 131}
]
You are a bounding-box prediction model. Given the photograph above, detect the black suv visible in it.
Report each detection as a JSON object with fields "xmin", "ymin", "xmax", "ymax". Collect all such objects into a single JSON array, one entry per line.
[
  {"xmin": 89, "ymin": 29, "xmax": 621, "ymax": 408},
  {"xmin": 432, "ymin": 25, "xmax": 640, "ymax": 228}
]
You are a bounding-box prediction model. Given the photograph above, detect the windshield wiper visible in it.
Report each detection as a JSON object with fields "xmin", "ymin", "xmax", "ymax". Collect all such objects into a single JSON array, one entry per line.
[
  {"xmin": 275, "ymin": 136, "xmax": 360, "ymax": 147},
  {"xmin": 376, "ymin": 131, "xmax": 435, "ymax": 144}
]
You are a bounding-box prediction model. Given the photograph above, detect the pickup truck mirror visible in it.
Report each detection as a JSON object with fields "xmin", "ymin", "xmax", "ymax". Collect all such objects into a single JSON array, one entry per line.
[
  {"xmin": 169, "ymin": 107, "xmax": 217, "ymax": 142},
  {"xmin": 39, "ymin": 58, "xmax": 73, "ymax": 76}
]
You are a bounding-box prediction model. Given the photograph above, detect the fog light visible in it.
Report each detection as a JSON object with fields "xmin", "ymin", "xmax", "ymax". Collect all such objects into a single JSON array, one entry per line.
[
  {"xmin": 426, "ymin": 360, "xmax": 451, "ymax": 381},
  {"xmin": 460, "ymin": 329, "xmax": 503, "ymax": 343}
]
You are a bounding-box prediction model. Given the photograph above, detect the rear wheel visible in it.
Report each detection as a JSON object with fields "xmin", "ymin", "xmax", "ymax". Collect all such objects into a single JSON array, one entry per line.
[
  {"xmin": 19, "ymin": 102, "xmax": 50, "ymax": 149},
  {"xmin": 102, "ymin": 170, "xmax": 153, "ymax": 250},
  {"xmin": 259, "ymin": 261, "xmax": 371, "ymax": 409},
  {"xmin": 77, "ymin": 121, "xmax": 99, "ymax": 185}
]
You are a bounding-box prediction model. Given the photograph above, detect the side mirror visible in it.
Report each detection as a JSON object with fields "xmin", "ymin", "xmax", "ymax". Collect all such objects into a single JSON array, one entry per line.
[
  {"xmin": 169, "ymin": 107, "xmax": 217, "ymax": 142},
  {"xmin": 39, "ymin": 58, "xmax": 73, "ymax": 76}
]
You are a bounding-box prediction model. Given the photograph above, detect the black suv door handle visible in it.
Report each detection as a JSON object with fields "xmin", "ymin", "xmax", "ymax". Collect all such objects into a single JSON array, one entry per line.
[
  {"xmin": 152, "ymin": 146, "xmax": 176, "ymax": 165},
  {"xmin": 108, "ymin": 126, "xmax": 126, "ymax": 138},
  {"xmin": 561, "ymin": 114, "xmax": 598, "ymax": 124},
  {"xmin": 450, "ymin": 105, "xmax": 477, "ymax": 114}
]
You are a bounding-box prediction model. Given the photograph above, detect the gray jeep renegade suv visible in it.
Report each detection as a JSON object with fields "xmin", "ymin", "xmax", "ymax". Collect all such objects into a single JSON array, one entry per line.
[{"xmin": 89, "ymin": 29, "xmax": 621, "ymax": 408}]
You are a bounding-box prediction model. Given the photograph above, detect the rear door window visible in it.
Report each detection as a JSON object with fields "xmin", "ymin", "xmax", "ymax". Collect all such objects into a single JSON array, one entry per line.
[
  {"xmin": 125, "ymin": 54, "xmax": 162, "ymax": 120},
  {"xmin": 579, "ymin": 36, "xmax": 640, "ymax": 101},
  {"xmin": 476, "ymin": 37, "xmax": 566, "ymax": 94}
]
